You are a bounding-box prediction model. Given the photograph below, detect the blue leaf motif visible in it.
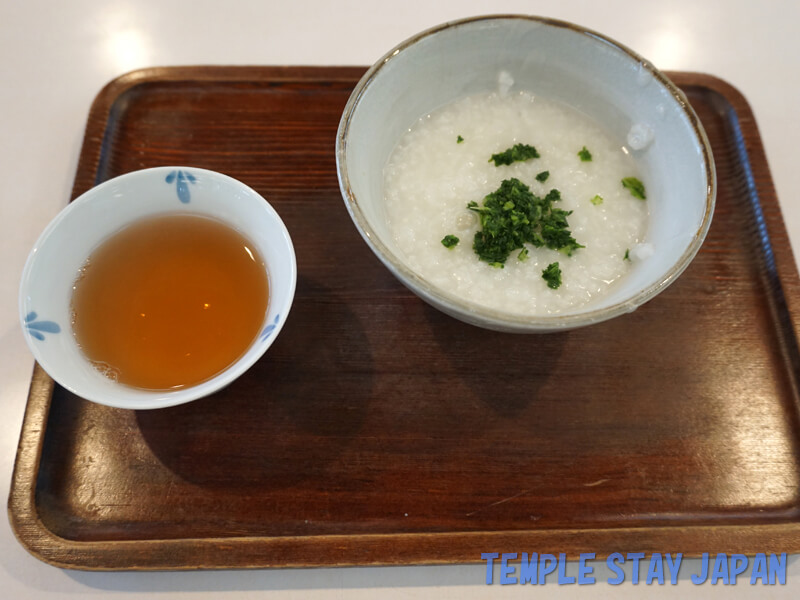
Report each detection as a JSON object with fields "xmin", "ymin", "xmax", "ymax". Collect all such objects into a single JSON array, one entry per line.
[
  {"xmin": 260, "ymin": 313, "xmax": 281, "ymax": 341},
  {"xmin": 166, "ymin": 169, "xmax": 195, "ymax": 203},
  {"xmin": 177, "ymin": 171, "xmax": 190, "ymax": 204},
  {"xmin": 27, "ymin": 320, "xmax": 61, "ymax": 333},
  {"xmin": 25, "ymin": 314, "xmax": 60, "ymax": 341}
]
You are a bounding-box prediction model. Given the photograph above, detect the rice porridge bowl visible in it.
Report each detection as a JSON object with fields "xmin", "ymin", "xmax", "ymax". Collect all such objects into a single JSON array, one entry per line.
[
  {"xmin": 384, "ymin": 86, "xmax": 650, "ymax": 316},
  {"xmin": 337, "ymin": 15, "xmax": 716, "ymax": 332}
]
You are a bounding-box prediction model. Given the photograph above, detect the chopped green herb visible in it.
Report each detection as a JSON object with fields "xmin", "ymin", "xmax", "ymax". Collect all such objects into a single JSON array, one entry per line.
[
  {"xmin": 467, "ymin": 178, "xmax": 583, "ymax": 266},
  {"xmin": 441, "ymin": 234, "xmax": 460, "ymax": 249},
  {"xmin": 489, "ymin": 143, "xmax": 540, "ymax": 166},
  {"xmin": 624, "ymin": 248, "xmax": 631, "ymax": 261},
  {"xmin": 518, "ymin": 247, "xmax": 529, "ymax": 261},
  {"xmin": 622, "ymin": 177, "xmax": 646, "ymax": 200},
  {"xmin": 590, "ymin": 194, "xmax": 604, "ymax": 206},
  {"xmin": 457, "ymin": 135, "xmax": 464, "ymax": 144},
  {"xmin": 578, "ymin": 146, "xmax": 593, "ymax": 162},
  {"xmin": 542, "ymin": 262, "xmax": 562, "ymax": 289},
  {"xmin": 535, "ymin": 170, "xmax": 550, "ymax": 182}
]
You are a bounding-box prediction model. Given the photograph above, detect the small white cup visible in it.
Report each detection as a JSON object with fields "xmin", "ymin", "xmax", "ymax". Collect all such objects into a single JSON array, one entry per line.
[{"xmin": 19, "ymin": 167, "xmax": 297, "ymax": 409}]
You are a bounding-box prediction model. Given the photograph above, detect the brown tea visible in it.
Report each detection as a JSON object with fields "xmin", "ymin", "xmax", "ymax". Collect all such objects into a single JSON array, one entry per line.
[{"xmin": 71, "ymin": 214, "xmax": 269, "ymax": 390}]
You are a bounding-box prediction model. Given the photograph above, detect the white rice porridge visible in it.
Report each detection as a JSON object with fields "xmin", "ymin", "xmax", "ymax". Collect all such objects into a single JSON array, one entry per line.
[{"xmin": 383, "ymin": 89, "xmax": 649, "ymax": 316}]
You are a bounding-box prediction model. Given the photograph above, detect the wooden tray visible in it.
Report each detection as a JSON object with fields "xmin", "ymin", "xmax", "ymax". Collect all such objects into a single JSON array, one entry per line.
[{"xmin": 10, "ymin": 67, "xmax": 800, "ymax": 570}]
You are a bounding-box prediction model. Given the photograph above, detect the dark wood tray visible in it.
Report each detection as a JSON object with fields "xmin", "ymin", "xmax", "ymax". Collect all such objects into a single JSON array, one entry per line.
[{"xmin": 9, "ymin": 67, "xmax": 800, "ymax": 570}]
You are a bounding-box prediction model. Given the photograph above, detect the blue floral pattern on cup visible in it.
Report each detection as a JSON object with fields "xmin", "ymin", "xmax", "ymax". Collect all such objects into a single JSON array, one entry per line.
[
  {"xmin": 165, "ymin": 170, "xmax": 197, "ymax": 203},
  {"xmin": 24, "ymin": 311, "xmax": 61, "ymax": 341},
  {"xmin": 260, "ymin": 313, "xmax": 280, "ymax": 342}
]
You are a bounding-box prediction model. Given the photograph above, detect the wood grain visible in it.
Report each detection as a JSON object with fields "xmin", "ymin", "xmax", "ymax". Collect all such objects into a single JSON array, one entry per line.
[{"xmin": 8, "ymin": 67, "xmax": 800, "ymax": 569}]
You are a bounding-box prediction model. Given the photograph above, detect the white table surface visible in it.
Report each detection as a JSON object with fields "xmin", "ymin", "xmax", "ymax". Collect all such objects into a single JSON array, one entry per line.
[{"xmin": 2, "ymin": 0, "xmax": 799, "ymax": 597}]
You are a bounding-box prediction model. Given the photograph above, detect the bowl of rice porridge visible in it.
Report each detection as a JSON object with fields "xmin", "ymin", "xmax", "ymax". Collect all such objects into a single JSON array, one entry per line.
[{"xmin": 336, "ymin": 15, "xmax": 715, "ymax": 333}]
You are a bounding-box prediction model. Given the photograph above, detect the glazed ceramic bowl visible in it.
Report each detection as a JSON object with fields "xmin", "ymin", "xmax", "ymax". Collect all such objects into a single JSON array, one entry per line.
[
  {"xmin": 336, "ymin": 15, "xmax": 715, "ymax": 332},
  {"xmin": 19, "ymin": 167, "xmax": 296, "ymax": 409}
]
